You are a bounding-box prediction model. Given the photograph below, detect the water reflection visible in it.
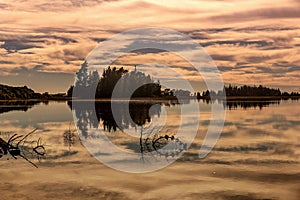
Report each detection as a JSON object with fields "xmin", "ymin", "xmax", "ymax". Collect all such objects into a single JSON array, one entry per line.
[
  {"xmin": 196, "ymin": 98, "xmax": 282, "ymax": 110},
  {"xmin": 67, "ymin": 101, "xmax": 98, "ymax": 138},
  {"xmin": 68, "ymin": 99, "xmax": 284, "ymax": 135},
  {"xmin": 225, "ymin": 100, "xmax": 280, "ymax": 110},
  {"xmin": 63, "ymin": 124, "xmax": 78, "ymax": 151},
  {"xmin": 0, "ymin": 99, "xmax": 298, "ymax": 166},
  {"xmin": 0, "ymin": 99, "xmax": 285, "ymax": 117},
  {"xmin": 0, "ymin": 100, "xmax": 47, "ymax": 114},
  {"xmin": 0, "ymin": 99, "xmax": 299, "ymax": 199},
  {"xmin": 68, "ymin": 101, "xmax": 163, "ymax": 134},
  {"xmin": 68, "ymin": 100, "xmax": 191, "ymax": 164}
]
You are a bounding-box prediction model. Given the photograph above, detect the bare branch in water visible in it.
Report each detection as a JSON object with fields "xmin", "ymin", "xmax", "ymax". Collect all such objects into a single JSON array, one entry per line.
[{"xmin": 0, "ymin": 129, "xmax": 46, "ymax": 168}]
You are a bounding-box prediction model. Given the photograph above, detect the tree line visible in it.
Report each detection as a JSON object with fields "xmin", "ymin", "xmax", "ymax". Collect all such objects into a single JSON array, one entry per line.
[
  {"xmin": 67, "ymin": 61, "xmax": 300, "ymax": 99},
  {"xmin": 68, "ymin": 61, "xmax": 162, "ymax": 98},
  {"xmin": 197, "ymin": 84, "xmax": 300, "ymax": 99},
  {"xmin": 0, "ymin": 84, "xmax": 41, "ymax": 100}
]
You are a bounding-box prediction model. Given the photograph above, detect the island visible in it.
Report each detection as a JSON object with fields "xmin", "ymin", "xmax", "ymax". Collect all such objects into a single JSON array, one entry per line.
[{"xmin": 1, "ymin": 62, "xmax": 299, "ymax": 101}]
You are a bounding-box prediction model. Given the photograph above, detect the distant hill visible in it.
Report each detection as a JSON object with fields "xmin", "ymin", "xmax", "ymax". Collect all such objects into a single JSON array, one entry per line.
[{"xmin": 0, "ymin": 84, "xmax": 43, "ymax": 100}]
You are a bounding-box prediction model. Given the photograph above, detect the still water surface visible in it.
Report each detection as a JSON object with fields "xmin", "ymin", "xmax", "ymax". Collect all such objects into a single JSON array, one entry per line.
[{"xmin": 0, "ymin": 99, "xmax": 299, "ymax": 199}]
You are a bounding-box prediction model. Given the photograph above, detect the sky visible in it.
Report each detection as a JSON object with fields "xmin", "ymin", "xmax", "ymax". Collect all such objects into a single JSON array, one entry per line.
[{"xmin": 0, "ymin": 0, "xmax": 299, "ymax": 93}]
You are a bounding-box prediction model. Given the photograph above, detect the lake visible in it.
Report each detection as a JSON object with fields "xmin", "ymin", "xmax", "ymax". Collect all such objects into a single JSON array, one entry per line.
[{"xmin": 0, "ymin": 99, "xmax": 299, "ymax": 199}]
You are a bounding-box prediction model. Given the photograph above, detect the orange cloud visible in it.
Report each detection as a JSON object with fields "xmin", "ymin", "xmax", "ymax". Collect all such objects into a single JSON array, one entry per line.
[{"xmin": 0, "ymin": 0, "xmax": 299, "ymax": 92}]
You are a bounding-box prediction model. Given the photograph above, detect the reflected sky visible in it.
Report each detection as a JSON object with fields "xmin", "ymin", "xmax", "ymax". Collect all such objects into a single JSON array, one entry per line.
[
  {"xmin": 0, "ymin": 99, "xmax": 299, "ymax": 164},
  {"xmin": 0, "ymin": 99, "xmax": 299, "ymax": 199}
]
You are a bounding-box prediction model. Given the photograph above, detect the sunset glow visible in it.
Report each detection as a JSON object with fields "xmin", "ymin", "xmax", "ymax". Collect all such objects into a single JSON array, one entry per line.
[{"xmin": 0, "ymin": 0, "xmax": 299, "ymax": 92}]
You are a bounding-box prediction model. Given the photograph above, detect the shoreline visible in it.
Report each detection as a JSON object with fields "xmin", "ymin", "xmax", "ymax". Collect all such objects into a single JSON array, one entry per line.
[{"xmin": 0, "ymin": 95, "xmax": 299, "ymax": 102}]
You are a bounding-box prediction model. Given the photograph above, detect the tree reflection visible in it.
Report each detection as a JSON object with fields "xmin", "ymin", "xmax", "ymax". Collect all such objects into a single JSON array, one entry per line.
[
  {"xmin": 69, "ymin": 99, "xmax": 283, "ymax": 138},
  {"xmin": 197, "ymin": 99, "xmax": 281, "ymax": 110},
  {"xmin": 68, "ymin": 101, "xmax": 99, "ymax": 138},
  {"xmin": 225, "ymin": 100, "xmax": 281, "ymax": 110},
  {"xmin": 0, "ymin": 100, "xmax": 47, "ymax": 114},
  {"xmin": 69, "ymin": 100, "xmax": 188, "ymax": 162},
  {"xmin": 68, "ymin": 101, "xmax": 162, "ymax": 134}
]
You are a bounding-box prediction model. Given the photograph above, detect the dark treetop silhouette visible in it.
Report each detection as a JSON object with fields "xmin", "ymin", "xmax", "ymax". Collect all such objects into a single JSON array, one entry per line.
[
  {"xmin": 68, "ymin": 61, "xmax": 300, "ymax": 100},
  {"xmin": 0, "ymin": 84, "xmax": 68, "ymax": 100},
  {"xmin": 0, "ymin": 84, "xmax": 42, "ymax": 100},
  {"xmin": 69, "ymin": 61, "xmax": 161, "ymax": 99},
  {"xmin": 200, "ymin": 84, "xmax": 300, "ymax": 100}
]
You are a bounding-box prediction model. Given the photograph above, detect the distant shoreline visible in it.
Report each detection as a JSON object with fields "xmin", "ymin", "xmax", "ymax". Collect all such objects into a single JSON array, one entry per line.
[
  {"xmin": 224, "ymin": 96, "xmax": 298, "ymax": 101},
  {"xmin": 0, "ymin": 95, "xmax": 299, "ymax": 102}
]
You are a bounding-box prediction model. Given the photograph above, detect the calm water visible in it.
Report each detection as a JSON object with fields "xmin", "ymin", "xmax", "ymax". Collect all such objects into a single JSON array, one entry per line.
[{"xmin": 0, "ymin": 99, "xmax": 299, "ymax": 199}]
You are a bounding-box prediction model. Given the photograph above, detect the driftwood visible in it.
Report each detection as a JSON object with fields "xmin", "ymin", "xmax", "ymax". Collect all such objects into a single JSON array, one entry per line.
[
  {"xmin": 139, "ymin": 126, "xmax": 188, "ymax": 163},
  {"xmin": 0, "ymin": 129, "xmax": 46, "ymax": 168}
]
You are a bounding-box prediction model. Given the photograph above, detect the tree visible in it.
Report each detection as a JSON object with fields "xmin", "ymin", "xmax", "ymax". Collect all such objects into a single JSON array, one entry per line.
[
  {"xmin": 96, "ymin": 66, "xmax": 162, "ymax": 98},
  {"xmin": 67, "ymin": 85, "xmax": 74, "ymax": 97},
  {"xmin": 223, "ymin": 84, "xmax": 282, "ymax": 97},
  {"xmin": 96, "ymin": 66, "xmax": 128, "ymax": 98},
  {"xmin": 73, "ymin": 61, "xmax": 99, "ymax": 98}
]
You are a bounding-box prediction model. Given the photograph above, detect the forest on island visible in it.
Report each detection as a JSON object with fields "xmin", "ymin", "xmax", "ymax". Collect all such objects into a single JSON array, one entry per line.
[
  {"xmin": 68, "ymin": 61, "xmax": 162, "ymax": 99},
  {"xmin": 1, "ymin": 61, "xmax": 299, "ymax": 100},
  {"xmin": 68, "ymin": 61, "xmax": 300, "ymax": 99}
]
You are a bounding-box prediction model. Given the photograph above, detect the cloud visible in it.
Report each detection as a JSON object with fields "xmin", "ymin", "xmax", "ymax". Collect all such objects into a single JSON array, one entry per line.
[
  {"xmin": 210, "ymin": 54, "xmax": 235, "ymax": 61},
  {"xmin": 63, "ymin": 49, "xmax": 86, "ymax": 61},
  {"xmin": 0, "ymin": 60, "xmax": 15, "ymax": 64},
  {"xmin": 209, "ymin": 6, "xmax": 300, "ymax": 22},
  {"xmin": 234, "ymin": 26, "xmax": 298, "ymax": 32},
  {"xmin": 0, "ymin": 39, "xmax": 43, "ymax": 52},
  {"xmin": 89, "ymin": 37, "xmax": 107, "ymax": 43},
  {"xmin": 217, "ymin": 66, "xmax": 233, "ymax": 72},
  {"xmin": 201, "ymin": 40, "xmax": 273, "ymax": 48},
  {"xmin": 34, "ymin": 27, "xmax": 84, "ymax": 34},
  {"xmin": 30, "ymin": 35, "xmax": 78, "ymax": 44},
  {"xmin": 250, "ymin": 62, "xmax": 300, "ymax": 75},
  {"xmin": 243, "ymin": 56, "xmax": 271, "ymax": 64},
  {"xmin": 130, "ymin": 48, "xmax": 168, "ymax": 54},
  {"xmin": 4, "ymin": 0, "xmax": 120, "ymax": 12},
  {"xmin": 0, "ymin": 0, "xmax": 299, "ymax": 92}
]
